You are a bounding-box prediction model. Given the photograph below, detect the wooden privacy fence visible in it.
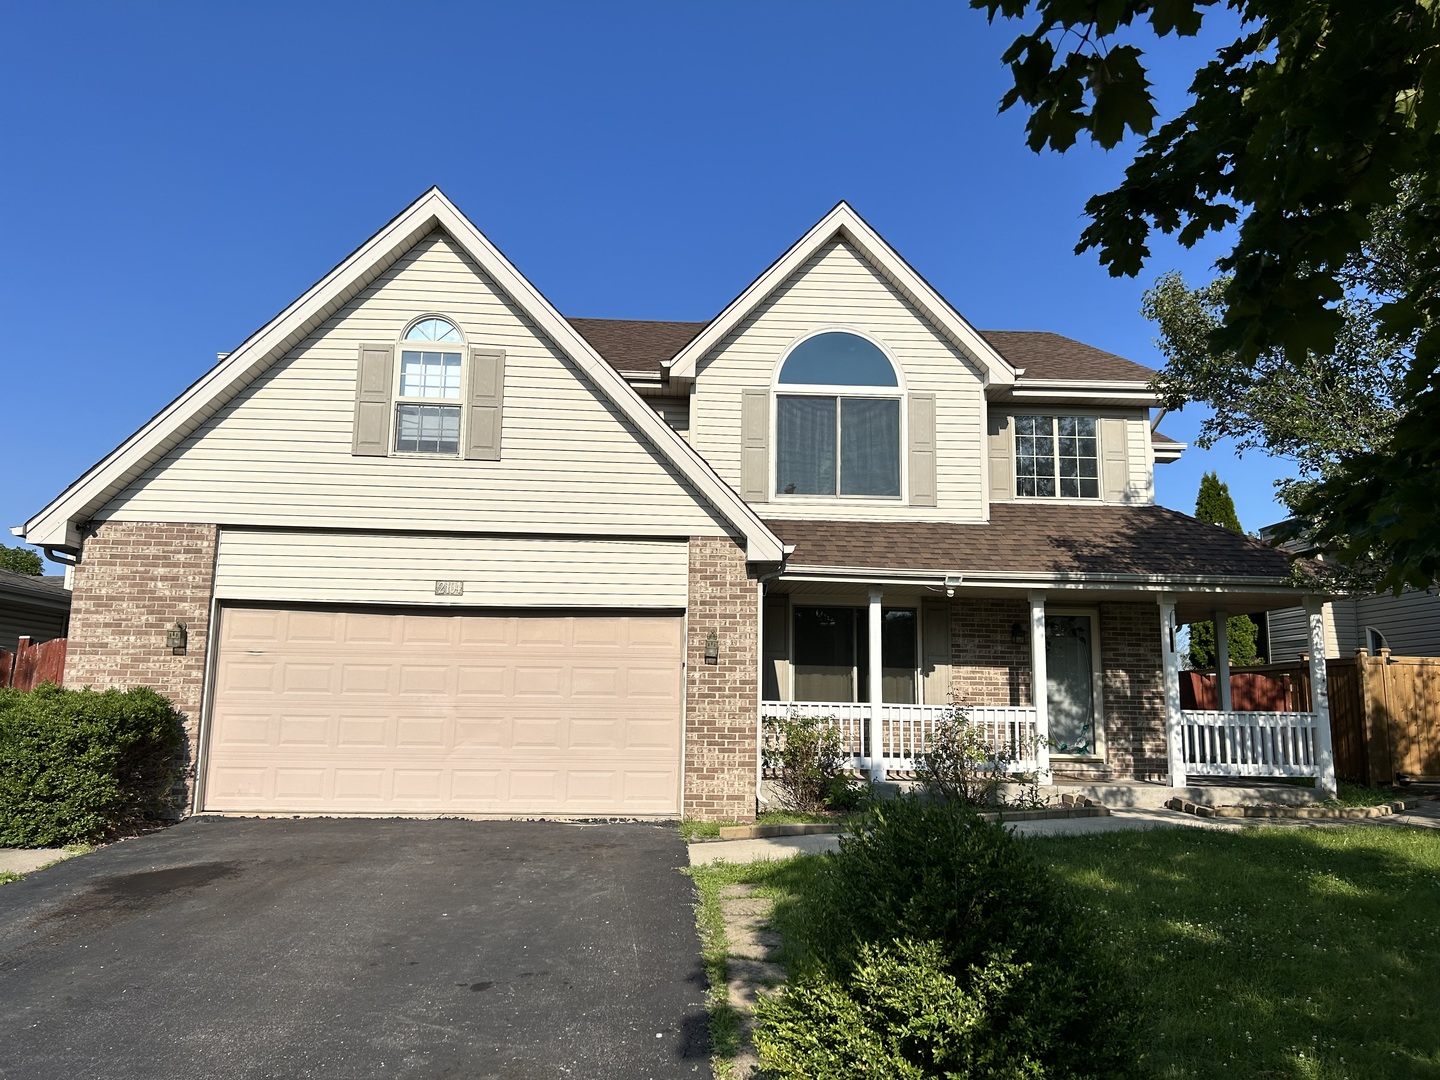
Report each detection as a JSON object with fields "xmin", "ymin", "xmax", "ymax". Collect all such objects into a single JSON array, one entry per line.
[
  {"xmin": 0, "ymin": 636, "xmax": 67, "ymax": 691},
  {"xmin": 1189, "ymin": 653, "xmax": 1440, "ymax": 784}
]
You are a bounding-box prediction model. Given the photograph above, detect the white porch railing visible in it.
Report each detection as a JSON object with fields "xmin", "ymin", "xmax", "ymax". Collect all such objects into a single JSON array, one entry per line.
[
  {"xmin": 760, "ymin": 701, "xmax": 1041, "ymax": 773},
  {"xmin": 1181, "ymin": 710, "xmax": 1322, "ymax": 777}
]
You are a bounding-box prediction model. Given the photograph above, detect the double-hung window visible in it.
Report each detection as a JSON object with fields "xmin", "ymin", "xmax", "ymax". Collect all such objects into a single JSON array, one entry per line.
[
  {"xmin": 1015, "ymin": 415, "xmax": 1099, "ymax": 498},
  {"xmin": 395, "ymin": 317, "xmax": 464, "ymax": 455},
  {"xmin": 774, "ymin": 331, "xmax": 903, "ymax": 498}
]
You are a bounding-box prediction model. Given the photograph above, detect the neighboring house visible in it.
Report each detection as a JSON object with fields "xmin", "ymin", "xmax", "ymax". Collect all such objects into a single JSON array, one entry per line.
[
  {"xmin": 14, "ymin": 191, "xmax": 1337, "ymax": 820},
  {"xmin": 0, "ymin": 570, "xmax": 70, "ymax": 654},
  {"xmin": 1257, "ymin": 521, "xmax": 1440, "ymax": 661}
]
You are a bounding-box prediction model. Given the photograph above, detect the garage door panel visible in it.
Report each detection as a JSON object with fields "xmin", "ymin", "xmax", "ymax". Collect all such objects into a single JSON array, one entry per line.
[{"xmin": 205, "ymin": 608, "xmax": 683, "ymax": 815}]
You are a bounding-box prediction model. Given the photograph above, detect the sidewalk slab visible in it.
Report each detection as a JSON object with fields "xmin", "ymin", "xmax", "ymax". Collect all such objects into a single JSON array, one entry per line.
[{"xmin": 0, "ymin": 848, "xmax": 78, "ymax": 876}]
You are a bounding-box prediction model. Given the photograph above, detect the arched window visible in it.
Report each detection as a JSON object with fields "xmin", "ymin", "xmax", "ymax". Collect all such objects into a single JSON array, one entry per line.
[
  {"xmin": 396, "ymin": 316, "xmax": 464, "ymax": 454},
  {"xmin": 774, "ymin": 331, "xmax": 902, "ymax": 497}
]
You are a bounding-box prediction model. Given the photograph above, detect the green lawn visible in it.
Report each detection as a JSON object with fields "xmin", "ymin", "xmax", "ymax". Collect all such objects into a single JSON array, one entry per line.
[{"xmin": 691, "ymin": 825, "xmax": 1440, "ymax": 1079}]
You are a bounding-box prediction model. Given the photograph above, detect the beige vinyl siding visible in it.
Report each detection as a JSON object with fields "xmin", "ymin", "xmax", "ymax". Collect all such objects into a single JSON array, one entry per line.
[
  {"xmin": 690, "ymin": 239, "xmax": 989, "ymax": 522},
  {"xmin": 99, "ymin": 232, "xmax": 729, "ymax": 539},
  {"xmin": 991, "ymin": 407, "xmax": 1153, "ymax": 506},
  {"xmin": 214, "ymin": 530, "xmax": 689, "ymax": 608}
]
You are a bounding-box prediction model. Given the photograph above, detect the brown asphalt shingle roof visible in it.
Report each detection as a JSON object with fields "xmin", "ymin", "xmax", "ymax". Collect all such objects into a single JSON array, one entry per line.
[
  {"xmin": 772, "ymin": 504, "xmax": 1290, "ymax": 580},
  {"xmin": 0, "ymin": 569, "xmax": 70, "ymax": 602},
  {"xmin": 566, "ymin": 318, "xmax": 1156, "ymax": 383}
]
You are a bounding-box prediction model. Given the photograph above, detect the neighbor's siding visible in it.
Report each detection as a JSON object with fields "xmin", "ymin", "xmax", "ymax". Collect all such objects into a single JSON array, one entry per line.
[
  {"xmin": 98, "ymin": 232, "xmax": 729, "ymax": 539},
  {"xmin": 1266, "ymin": 601, "xmax": 1353, "ymax": 661},
  {"xmin": 214, "ymin": 530, "xmax": 689, "ymax": 608},
  {"xmin": 0, "ymin": 604, "xmax": 68, "ymax": 653},
  {"xmin": 1353, "ymin": 590, "xmax": 1440, "ymax": 656},
  {"xmin": 689, "ymin": 239, "xmax": 989, "ymax": 522}
]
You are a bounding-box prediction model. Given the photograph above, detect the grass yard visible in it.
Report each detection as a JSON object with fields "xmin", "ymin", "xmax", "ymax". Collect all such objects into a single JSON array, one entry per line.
[{"xmin": 692, "ymin": 825, "xmax": 1440, "ymax": 1079}]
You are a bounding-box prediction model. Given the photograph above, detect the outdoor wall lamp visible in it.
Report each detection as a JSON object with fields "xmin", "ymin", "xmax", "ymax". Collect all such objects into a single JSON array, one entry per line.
[
  {"xmin": 1011, "ymin": 622, "xmax": 1025, "ymax": 644},
  {"xmin": 704, "ymin": 630, "xmax": 719, "ymax": 665},
  {"xmin": 167, "ymin": 621, "xmax": 188, "ymax": 655}
]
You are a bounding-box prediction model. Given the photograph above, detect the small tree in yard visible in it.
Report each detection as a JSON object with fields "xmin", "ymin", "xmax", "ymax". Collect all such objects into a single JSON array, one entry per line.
[
  {"xmin": 916, "ymin": 708, "xmax": 1044, "ymax": 808},
  {"xmin": 1188, "ymin": 472, "xmax": 1262, "ymax": 668}
]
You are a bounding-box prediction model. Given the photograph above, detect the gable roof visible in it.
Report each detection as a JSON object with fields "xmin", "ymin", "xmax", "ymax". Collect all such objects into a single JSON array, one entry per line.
[
  {"xmin": 19, "ymin": 190, "xmax": 785, "ymax": 562},
  {"xmin": 569, "ymin": 319, "xmax": 1157, "ymax": 385},
  {"xmin": 666, "ymin": 202, "xmax": 1019, "ymax": 385}
]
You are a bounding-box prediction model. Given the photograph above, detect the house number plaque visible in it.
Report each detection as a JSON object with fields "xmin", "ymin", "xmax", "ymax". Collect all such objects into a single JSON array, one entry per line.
[{"xmin": 434, "ymin": 581, "xmax": 464, "ymax": 596}]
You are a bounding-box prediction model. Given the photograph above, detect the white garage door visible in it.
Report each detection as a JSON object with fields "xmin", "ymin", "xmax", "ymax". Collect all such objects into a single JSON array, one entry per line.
[{"xmin": 203, "ymin": 606, "xmax": 684, "ymax": 816}]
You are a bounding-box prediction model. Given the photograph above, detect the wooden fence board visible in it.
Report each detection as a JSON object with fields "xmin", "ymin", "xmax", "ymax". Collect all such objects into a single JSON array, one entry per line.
[{"xmin": 0, "ymin": 636, "xmax": 67, "ymax": 691}]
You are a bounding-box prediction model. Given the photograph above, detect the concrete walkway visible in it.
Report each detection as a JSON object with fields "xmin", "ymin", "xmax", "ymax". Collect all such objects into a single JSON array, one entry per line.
[
  {"xmin": 0, "ymin": 847, "xmax": 81, "ymax": 876},
  {"xmin": 686, "ymin": 802, "xmax": 1440, "ymax": 864}
]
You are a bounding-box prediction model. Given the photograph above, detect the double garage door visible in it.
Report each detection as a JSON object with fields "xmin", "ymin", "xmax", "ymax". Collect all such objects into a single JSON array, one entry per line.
[{"xmin": 202, "ymin": 606, "xmax": 685, "ymax": 816}]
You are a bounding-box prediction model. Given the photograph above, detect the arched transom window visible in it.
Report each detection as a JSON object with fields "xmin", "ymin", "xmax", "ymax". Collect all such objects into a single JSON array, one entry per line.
[
  {"xmin": 774, "ymin": 331, "xmax": 902, "ymax": 497},
  {"xmin": 396, "ymin": 316, "xmax": 464, "ymax": 454}
]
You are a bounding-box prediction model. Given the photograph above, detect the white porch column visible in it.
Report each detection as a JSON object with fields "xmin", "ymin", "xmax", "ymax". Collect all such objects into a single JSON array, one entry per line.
[
  {"xmin": 1305, "ymin": 597, "xmax": 1339, "ymax": 797},
  {"xmin": 1214, "ymin": 608, "xmax": 1233, "ymax": 713},
  {"xmin": 1027, "ymin": 591, "xmax": 1052, "ymax": 784},
  {"xmin": 1159, "ymin": 593, "xmax": 1186, "ymax": 788},
  {"xmin": 868, "ymin": 587, "xmax": 886, "ymax": 783}
]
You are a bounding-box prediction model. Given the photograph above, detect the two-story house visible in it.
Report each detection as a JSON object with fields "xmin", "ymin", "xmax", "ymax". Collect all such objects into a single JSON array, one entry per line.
[{"xmin": 15, "ymin": 190, "xmax": 1338, "ymax": 821}]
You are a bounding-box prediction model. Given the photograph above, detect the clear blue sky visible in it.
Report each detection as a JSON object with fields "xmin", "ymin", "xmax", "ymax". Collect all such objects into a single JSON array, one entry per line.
[{"xmin": 0, "ymin": 2, "xmax": 1290, "ymax": 569}]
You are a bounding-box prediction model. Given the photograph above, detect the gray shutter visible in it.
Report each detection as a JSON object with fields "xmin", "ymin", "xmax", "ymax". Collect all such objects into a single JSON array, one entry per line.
[
  {"xmin": 466, "ymin": 348, "xmax": 505, "ymax": 460},
  {"xmin": 1100, "ymin": 418, "xmax": 1128, "ymax": 503},
  {"xmin": 352, "ymin": 344, "xmax": 394, "ymax": 456},
  {"xmin": 921, "ymin": 601, "xmax": 952, "ymax": 705},
  {"xmin": 908, "ymin": 393, "xmax": 937, "ymax": 507},
  {"xmin": 987, "ymin": 413, "xmax": 1013, "ymax": 501},
  {"xmin": 762, "ymin": 594, "xmax": 790, "ymax": 700},
  {"xmin": 741, "ymin": 389, "xmax": 769, "ymax": 501}
]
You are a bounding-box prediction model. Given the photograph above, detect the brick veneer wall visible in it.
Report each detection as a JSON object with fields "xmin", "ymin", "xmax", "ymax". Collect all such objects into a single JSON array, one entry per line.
[
  {"xmin": 949, "ymin": 597, "xmax": 1033, "ymax": 707},
  {"xmin": 945, "ymin": 596, "xmax": 1168, "ymax": 781},
  {"xmin": 66, "ymin": 521, "xmax": 219, "ymax": 809},
  {"xmin": 684, "ymin": 536, "xmax": 759, "ymax": 821},
  {"xmin": 1098, "ymin": 601, "xmax": 1168, "ymax": 780}
]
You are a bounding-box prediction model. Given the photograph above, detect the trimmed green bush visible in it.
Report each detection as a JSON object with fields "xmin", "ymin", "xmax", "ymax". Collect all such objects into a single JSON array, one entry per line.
[
  {"xmin": 0, "ymin": 684, "xmax": 185, "ymax": 846},
  {"xmin": 757, "ymin": 797, "xmax": 1140, "ymax": 1078}
]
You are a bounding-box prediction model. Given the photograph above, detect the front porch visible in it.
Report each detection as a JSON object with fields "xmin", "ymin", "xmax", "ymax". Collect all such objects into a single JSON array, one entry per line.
[{"xmin": 760, "ymin": 582, "xmax": 1338, "ymax": 794}]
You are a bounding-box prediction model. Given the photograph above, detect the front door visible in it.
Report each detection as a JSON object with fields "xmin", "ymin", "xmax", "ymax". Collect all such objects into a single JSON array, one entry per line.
[{"xmin": 1046, "ymin": 614, "xmax": 1098, "ymax": 755}]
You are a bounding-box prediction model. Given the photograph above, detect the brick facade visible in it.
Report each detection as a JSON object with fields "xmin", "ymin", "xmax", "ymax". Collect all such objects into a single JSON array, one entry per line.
[
  {"xmin": 66, "ymin": 521, "xmax": 219, "ymax": 808},
  {"xmin": 684, "ymin": 535, "xmax": 759, "ymax": 821},
  {"xmin": 944, "ymin": 595, "xmax": 1167, "ymax": 781},
  {"xmin": 949, "ymin": 597, "xmax": 1033, "ymax": 707},
  {"xmin": 1097, "ymin": 601, "xmax": 1168, "ymax": 780}
]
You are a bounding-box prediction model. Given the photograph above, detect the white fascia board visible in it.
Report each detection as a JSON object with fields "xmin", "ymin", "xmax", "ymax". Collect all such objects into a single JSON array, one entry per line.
[
  {"xmin": 23, "ymin": 189, "xmax": 784, "ymax": 564},
  {"xmin": 667, "ymin": 202, "xmax": 1018, "ymax": 388},
  {"xmin": 1001, "ymin": 382, "xmax": 1160, "ymax": 406},
  {"xmin": 1152, "ymin": 441, "xmax": 1188, "ymax": 463}
]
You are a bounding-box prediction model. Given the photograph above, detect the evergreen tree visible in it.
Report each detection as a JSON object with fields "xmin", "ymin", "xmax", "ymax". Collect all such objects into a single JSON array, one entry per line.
[{"xmin": 1188, "ymin": 473, "xmax": 1262, "ymax": 669}]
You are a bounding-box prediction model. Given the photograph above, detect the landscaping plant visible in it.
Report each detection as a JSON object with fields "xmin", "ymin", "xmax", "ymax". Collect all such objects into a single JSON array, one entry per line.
[
  {"xmin": 916, "ymin": 709, "xmax": 1044, "ymax": 808},
  {"xmin": 0, "ymin": 684, "xmax": 186, "ymax": 846},
  {"xmin": 763, "ymin": 713, "xmax": 867, "ymax": 813},
  {"xmin": 755, "ymin": 797, "xmax": 1139, "ymax": 1079}
]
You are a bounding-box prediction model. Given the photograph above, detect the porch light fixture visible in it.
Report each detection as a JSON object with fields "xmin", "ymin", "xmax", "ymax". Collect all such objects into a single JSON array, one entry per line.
[
  {"xmin": 944, "ymin": 574, "xmax": 963, "ymax": 598},
  {"xmin": 1011, "ymin": 622, "xmax": 1024, "ymax": 644},
  {"xmin": 166, "ymin": 621, "xmax": 188, "ymax": 655},
  {"xmin": 704, "ymin": 630, "xmax": 719, "ymax": 665}
]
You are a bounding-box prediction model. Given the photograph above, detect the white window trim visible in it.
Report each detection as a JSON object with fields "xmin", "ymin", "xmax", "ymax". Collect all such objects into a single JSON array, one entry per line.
[
  {"xmin": 1012, "ymin": 412, "xmax": 1102, "ymax": 501},
  {"xmin": 1044, "ymin": 605, "xmax": 1106, "ymax": 761},
  {"xmin": 770, "ymin": 327, "xmax": 908, "ymax": 502},
  {"xmin": 392, "ymin": 314, "xmax": 467, "ymax": 458}
]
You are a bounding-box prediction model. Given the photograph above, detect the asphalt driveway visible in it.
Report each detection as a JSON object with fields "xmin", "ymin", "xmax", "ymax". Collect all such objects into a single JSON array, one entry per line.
[{"xmin": 0, "ymin": 818, "xmax": 710, "ymax": 1079}]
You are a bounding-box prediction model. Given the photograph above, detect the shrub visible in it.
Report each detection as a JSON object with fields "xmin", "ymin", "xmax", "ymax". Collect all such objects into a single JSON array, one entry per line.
[
  {"xmin": 758, "ymin": 797, "xmax": 1139, "ymax": 1078},
  {"xmin": 764, "ymin": 712, "xmax": 867, "ymax": 813},
  {"xmin": 756, "ymin": 939, "xmax": 1047, "ymax": 1080},
  {"xmin": 916, "ymin": 710, "xmax": 1046, "ymax": 809},
  {"xmin": 0, "ymin": 684, "xmax": 186, "ymax": 846}
]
